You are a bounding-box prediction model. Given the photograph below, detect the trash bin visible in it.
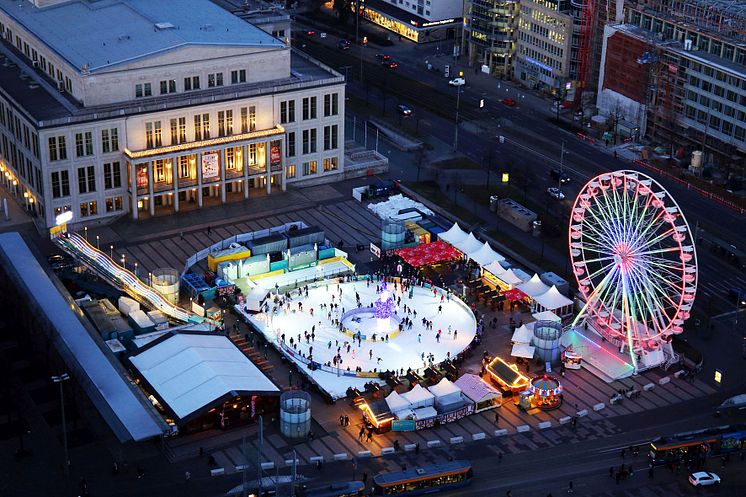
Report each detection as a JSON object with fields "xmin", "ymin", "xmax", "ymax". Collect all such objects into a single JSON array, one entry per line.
[
  {"xmin": 489, "ymin": 195, "xmax": 499, "ymax": 212},
  {"xmin": 532, "ymin": 220, "xmax": 542, "ymax": 237}
]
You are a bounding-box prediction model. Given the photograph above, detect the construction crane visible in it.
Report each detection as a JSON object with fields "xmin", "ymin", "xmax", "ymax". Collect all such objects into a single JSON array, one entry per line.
[{"xmin": 574, "ymin": 0, "xmax": 596, "ymax": 109}]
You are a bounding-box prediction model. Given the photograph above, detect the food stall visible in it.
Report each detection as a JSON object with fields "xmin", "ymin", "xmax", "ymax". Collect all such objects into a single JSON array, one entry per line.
[
  {"xmin": 486, "ymin": 357, "xmax": 530, "ymax": 394},
  {"xmin": 358, "ymin": 398, "xmax": 396, "ymax": 433},
  {"xmin": 561, "ymin": 347, "xmax": 582, "ymax": 370},
  {"xmin": 454, "ymin": 374, "xmax": 502, "ymax": 412}
]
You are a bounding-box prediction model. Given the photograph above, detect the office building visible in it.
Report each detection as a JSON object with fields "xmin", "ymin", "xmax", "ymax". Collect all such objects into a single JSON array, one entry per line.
[
  {"xmin": 360, "ymin": 0, "xmax": 462, "ymax": 43},
  {"xmin": 463, "ymin": 0, "xmax": 519, "ymax": 77}
]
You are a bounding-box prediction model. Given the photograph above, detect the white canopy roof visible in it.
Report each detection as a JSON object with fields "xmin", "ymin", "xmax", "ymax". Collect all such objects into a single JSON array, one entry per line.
[
  {"xmin": 385, "ymin": 390, "xmax": 411, "ymax": 413},
  {"xmin": 438, "ymin": 222, "xmax": 469, "ymax": 245},
  {"xmin": 499, "ymin": 268, "xmax": 524, "ymax": 287},
  {"xmin": 532, "ymin": 310, "xmax": 562, "ymax": 322},
  {"xmin": 511, "ymin": 343, "xmax": 536, "ymax": 359},
  {"xmin": 454, "ymin": 374, "xmax": 501, "ymax": 403},
  {"xmin": 454, "ymin": 233, "xmax": 484, "ymax": 255},
  {"xmin": 518, "ymin": 273, "xmax": 552, "ymax": 298},
  {"xmin": 511, "ymin": 324, "xmax": 534, "ymax": 344},
  {"xmin": 412, "ymin": 406, "xmax": 438, "ymax": 420},
  {"xmin": 533, "ymin": 286, "xmax": 574, "ymax": 310},
  {"xmin": 130, "ymin": 333, "xmax": 279, "ymax": 420},
  {"xmin": 469, "ymin": 242, "xmax": 505, "ymax": 267},
  {"xmin": 428, "ymin": 378, "xmax": 462, "ymax": 399},
  {"xmin": 401, "ymin": 384, "xmax": 435, "ymax": 409},
  {"xmin": 483, "ymin": 260, "xmax": 506, "ymax": 276}
]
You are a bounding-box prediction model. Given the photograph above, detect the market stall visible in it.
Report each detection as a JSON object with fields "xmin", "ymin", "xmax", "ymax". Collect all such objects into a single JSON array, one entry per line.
[
  {"xmin": 438, "ymin": 223, "xmax": 469, "ymax": 246},
  {"xmin": 394, "ymin": 240, "xmax": 461, "ymax": 267},
  {"xmin": 531, "ymin": 285, "xmax": 574, "ymax": 318},
  {"xmin": 359, "ymin": 398, "xmax": 396, "ymax": 432},
  {"xmin": 468, "ymin": 242, "xmax": 505, "ymax": 267},
  {"xmin": 486, "ymin": 356, "xmax": 530, "ymax": 393},
  {"xmin": 511, "ymin": 343, "xmax": 536, "ymax": 360},
  {"xmin": 532, "ymin": 310, "xmax": 562, "ymax": 322},
  {"xmin": 454, "ymin": 374, "xmax": 502, "ymax": 412},
  {"xmin": 511, "ymin": 324, "xmax": 533, "ymax": 344},
  {"xmin": 529, "ymin": 374, "xmax": 563, "ymax": 411},
  {"xmin": 517, "ymin": 274, "xmax": 551, "ymax": 302},
  {"xmin": 385, "ymin": 390, "xmax": 411, "ymax": 416},
  {"xmin": 400, "ymin": 384, "xmax": 435, "ymax": 409},
  {"xmin": 429, "ymin": 378, "xmax": 463, "ymax": 410},
  {"xmin": 453, "ymin": 233, "xmax": 484, "ymax": 256}
]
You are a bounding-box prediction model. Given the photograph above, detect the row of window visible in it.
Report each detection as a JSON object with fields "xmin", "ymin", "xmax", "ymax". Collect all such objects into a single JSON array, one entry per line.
[
  {"xmin": 144, "ymin": 107, "xmax": 257, "ymax": 148},
  {"xmin": 285, "ymin": 156, "xmax": 339, "ymax": 178},
  {"xmin": 0, "ymin": 21, "xmax": 73, "ymax": 93},
  {"xmin": 518, "ymin": 30, "xmax": 565, "ymax": 58},
  {"xmin": 0, "ymin": 101, "xmax": 40, "ymax": 159},
  {"xmin": 53, "ymin": 196, "xmax": 124, "ymax": 220},
  {"xmin": 684, "ymin": 105, "xmax": 746, "ymax": 143},
  {"xmin": 134, "ymin": 69, "xmax": 249, "ymax": 99},
  {"xmin": 50, "ymin": 162, "xmax": 122, "ymax": 199},
  {"xmin": 1, "ymin": 131, "xmax": 43, "ymax": 194},
  {"xmin": 280, "ymin": 94, "xmax": 340, "ymax": 124},
  {"xmin": 285, "ymin": 125, "xmax": 340, "ymax": 157},
  {"xmin": 47, "ymin": 128, "xmax": 119, "ymax": 161}
]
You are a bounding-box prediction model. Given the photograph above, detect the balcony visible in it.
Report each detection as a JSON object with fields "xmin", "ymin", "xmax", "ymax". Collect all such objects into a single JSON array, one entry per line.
[{"xmin": 123, "ymin": 125, "xmax": 285, "ymax": 160}]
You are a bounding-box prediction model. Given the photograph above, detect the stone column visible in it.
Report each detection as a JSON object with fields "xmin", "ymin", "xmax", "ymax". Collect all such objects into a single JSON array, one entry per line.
[
  {"xmin": 196, "ymin": 152, "xmax": 203, "ymax": 208},
  {"xmin": 243, "ymin": 144, "xmax": 250, "ymax": 199},
  {"xmin": 130, "ymin": 161, "xmax": 138, "ymax": 220},
  {"xmin": 220, "ymin": 148, "xmax": 227, "ymax": 203},
  {"xmin": 265, "ymin": 142, "xmax": 271, "ymax": 195},
  {"xmin": 147, "ymin": 160, "xmax": 155, "ymax": 216},
  {"xmin": 172, "ymin": 155, "xmax": 180, "ymax": 213}
]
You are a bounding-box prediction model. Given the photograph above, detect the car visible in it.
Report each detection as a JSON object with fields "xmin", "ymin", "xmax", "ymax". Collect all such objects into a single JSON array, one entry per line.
[
  {"xmin": 397, "ymin": 104, "xmax": 412, "ymax": 116},
  {"xmin": 501, "ymin": 98, "xmax": 516, "ymax": 107},
  {"xmin": 375, "ymin": 54, "xmax": 391, "ymax": 61},
  {"xmin": 305, "ymin": 30, "xmax": 316, "ymax": 36},
  {"xmin": 385, "ymin": 61, "xmax": 399, "ymax": 70},
  {"xmin": 337, "ymin": 40, "xmax": 351, "ymax": 50},
  {"xmin": 47, "ymin": 253, "xmax": 75, "ymax": 271},
  {"xmin": 448, "ymin": 77, "xmax": 466, "ymax": 86},
  {"xmin": 552, "ymin": 100, "xmax": 574, "ymax": 110},
  {"xmin": 550, "ymin": 168, "xmax": 571, "ymax": 184},
  {"xmin": 728, "ymin": 287, "xmax": 746, "ymax": 307},
  {"xmin": 547, "ymin": 187, "xmax": 565, "ymax": 200},
  {"xmin": 688, "ymin": 472, "xmax": 720, "ymax": 487}
]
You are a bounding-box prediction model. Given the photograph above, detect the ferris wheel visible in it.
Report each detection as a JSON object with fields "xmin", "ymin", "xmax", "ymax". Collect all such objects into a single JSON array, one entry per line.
[{"xmin": 569, "ymin": 170, "xmax": 697, "ymax": 366}]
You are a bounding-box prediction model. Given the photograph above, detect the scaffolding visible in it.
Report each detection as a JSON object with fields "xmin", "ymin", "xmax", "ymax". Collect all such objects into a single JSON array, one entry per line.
[{"xmin": 641, "ymin": 0, "xmax": 746, "ymax": 43}]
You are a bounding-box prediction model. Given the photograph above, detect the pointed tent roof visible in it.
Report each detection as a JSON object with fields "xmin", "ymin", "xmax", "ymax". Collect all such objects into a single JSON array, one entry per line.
[
  {"xmin": 483, "ymin": 260, "xmax": 507, "ymax": 276},
  {"xmin": 454, "ymin": 374, "xmax": 500, "ymax": 403},
  {"xmin": 511, "ymin": 343, "xmax": 536, "ymax": 359},
  {"xmin": 469, "ymin": 241, "xmax": 506, "ymax": 267},
  {"xmin": 518, "ymin": 273, "xmax": 552, "ymax": 298},
  {"xmin": 438, "ymin": 222, "xmax": 468, "ymax": 245},
  {"xmin": 401, "ymin": 383, "xmax": 435, "ymax": 404},
  {"xmin": 499, "ymin": 268, "xmax": 525, "ymax": 287},
  {"xmin": 385, "ymin": 390, "xmax": 411, "ymax": 412},
  {"xmin": 532, "ymin": 310, "xmax": 562, "ymax": 322},
  {"xmin": 533, "ymin": 286, "xmax": 574, "ymax": 311},
  {"xmin": 511, "ymin": 324, "xmax": 534, "ymax": 344},
  {"xmin": 454, "ymin": 233, "xmax": 484, "ymax": 255},
  {"xmin": 428, "ymin": 378, "xmax": 462, "ymax": 398}
]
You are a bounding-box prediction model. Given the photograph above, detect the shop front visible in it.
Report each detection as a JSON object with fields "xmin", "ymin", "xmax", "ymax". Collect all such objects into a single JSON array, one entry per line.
[{"xmin": 361, "ymin": 0, "xmax": 460, "ymax": 43}]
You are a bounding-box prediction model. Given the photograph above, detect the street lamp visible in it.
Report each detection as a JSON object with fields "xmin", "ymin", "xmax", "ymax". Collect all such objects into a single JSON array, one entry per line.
[
  {"xmin": 110, "ymin": 245, "xmax": 114, "ymax": 260},
  {"xmin": 96, "ymin": 235, "xmax": 99, "ymax": 250},
  {"xmin": 134, "ymin": 262, "xmax": 138, "ymax": 278},
  {"xmin": 121, "ymin": 254, "xmax": 126, "ymax": 270},
  {"xmin": 453, "ymin": 72, "xmax": 463, "ymax": 151},
  {"xmin": 51, "ymin": 373, "xmax": 70, "ymax": 474},
  {"xmin": 84, "ymin": 226, "xmax": 88, "ymax": 241}
]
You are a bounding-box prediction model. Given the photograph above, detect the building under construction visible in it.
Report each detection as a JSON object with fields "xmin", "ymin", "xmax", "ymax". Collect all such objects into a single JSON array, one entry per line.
[{"xmin": 597, "ymin": 0, "xmax": 746, "ymax": 171}]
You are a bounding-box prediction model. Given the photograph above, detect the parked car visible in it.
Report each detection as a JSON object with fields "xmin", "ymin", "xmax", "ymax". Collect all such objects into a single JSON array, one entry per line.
[
  {"xmin": 550, "ymin": 168, "xmax": 571, "ymax": 184},
  {"xmin": 547, "ymin": 187, "xmax": 565, "ymax": 200},
  {"xmin": 688, "ymin": 472, "xmax": 720, "ymax": 487},
  {"xmin": 397, "ymin": 104, "xmax": 412, "ymax": 116},
  {"xmin": 501, "ymin": 98, "xmax": 516, "ymax": 107},
  {"xmin": 337, "ymin": 40, "xmax": 351, "ymax": 50},
  {"xmin": 448, "ymin": 77, "xmax": 466, "ymax": 86}
]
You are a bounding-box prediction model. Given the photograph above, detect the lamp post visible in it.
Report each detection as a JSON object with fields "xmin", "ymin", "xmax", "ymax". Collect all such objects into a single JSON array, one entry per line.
[
  {"xmin": 453, "ymin": 73, "xmax": 463, "ymax": 151},
  {"xmin": 84, "ymin": 226, "xmax": 88, "ymax": 241},
  {"xmin": 149, "ymin": 272, "xmax": 152, "ymax": 286},
  {"xmin": 110, "ymin": 245, "xmax": 114, "ymax": 260},
  {"xmin": 51, "ymin": 373, "xmax": 70, "ymax": 474},
  {"xmin": 96, "ymin": 235, "xmax": 99, "ymax": 250},
  {"xmin": 121, "ymin": 254, "xmax": 126, "ymax": 270},
  {"xmin": 134, "ymin": 262, "xmax": 138, "ymax": 278}
]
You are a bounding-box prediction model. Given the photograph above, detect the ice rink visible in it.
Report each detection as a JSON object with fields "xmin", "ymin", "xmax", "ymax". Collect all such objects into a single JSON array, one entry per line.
[{"xmin": 241, "ymin": 279, "xmax": 476, "ymax": 399}]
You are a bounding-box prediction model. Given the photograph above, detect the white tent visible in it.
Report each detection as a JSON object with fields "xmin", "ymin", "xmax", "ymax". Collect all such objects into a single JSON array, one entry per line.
[
  {"xmin": 411, "ymin": 406, "xmax": 438, "ymax": 420},
  {"xmin": 532, "ymin": 310, "xmax": 562, "ymax": 322},
  {"xmin": 533, "ymin": 286, "xmax": 574, "ymax": 311},
  {"xmin": 400, "ymin": 384, "xmax": 435, "ymax": 409},
  {"xmin": 385, "ymin": 390, "xmax": 411, "ymax": 414},
  {"xmin": 511, "ymin": 324, "xmax": 534, "ymax": 344},
  {"xmin": 243, "ymin": 285, "xmax": 269, "ymax": 312},
  {"xmin": 469, "ymin": 242, "xmax": 506, "ymax": 267},
  {"xmin": 511, "ymin": 343, "xmax": 536, "ymax": 359},
  {"xmin": 518, "ymin": 273, "xmax": 552, "ymax": 298},
  {"xmin": 483, "ymin": 260, "xmax": 506, "ymax": 276},
  {"xmin": 429, "ymin": 378, "xmax": 463, "ymax": 408},
  {"xmin": 454, "ymin": 233, "xmax": 484, "ymax": 256},
  {"xmin": 438, "ymin": 223, "xmax": 468, "ymax": 245},
  {"xmin": 499, "ymin": 268, "xmax": 524, "ymax": 287},
  {"xmin": 454, "ymin": 374, "xmax": 502, "ymax": 412}
]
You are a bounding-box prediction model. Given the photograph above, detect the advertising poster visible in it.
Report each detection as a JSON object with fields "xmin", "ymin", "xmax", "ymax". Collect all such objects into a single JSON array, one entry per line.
[
  {"xmin": 270, "ymin": 140, "xmax": 282, "ymax": 169},
  {"xmin": 201, "ymin": 152, "xmax": 220, "ymax": 180},
  {"xmin": 136, "ymin": 164, "xmax": 148, "ymax": 188}
]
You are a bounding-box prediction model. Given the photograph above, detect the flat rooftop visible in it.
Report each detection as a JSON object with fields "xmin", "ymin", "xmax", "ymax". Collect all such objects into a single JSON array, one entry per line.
[
  {"xmin": 0, "ymin": 0, "xmax": 285, "ymax": 73},
  {"xmin": 0, "ymin": 42, "xmax": 342, "ymax": 126}
]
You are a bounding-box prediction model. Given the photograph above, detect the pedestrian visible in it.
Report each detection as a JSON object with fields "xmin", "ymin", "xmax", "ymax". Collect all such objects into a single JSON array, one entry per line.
[
  {"xmin": 438, "ymin": 305, "xmax": 442, "ymax": 314},
  {"xmin": 207, "ymin": 225, "xmax": 211, "ymax": 235},
  {"xmin": 415, "ymin": 442, "xmax": 420, "ymax": 454},
  {"xmin": 180, "ymin": 231, "xmax": 184, "ymax": 240},
  {"xmin": 498, "ymin": 451, "xmax": 503, "ymax": 463},
  {"xmin": 418, "ymin": 333, "xmax": 421, "ymax": 343},
  {"xmin": 495, "ymin": 411, "xmax": 500, "ymax": 425},
  {"xmin": 454, "ymin": 330, "xmax": 458, "ymax": 340},
  {"xmin": 340, "ymin": 415, "xmax": 345, "ymax": 426},
  {"xmin": 571, "ymin": 416, "xmax": 577, "ymax": 429},
  {"xmin": 358, "ymin": 426, "xmax": 365, "ymax": 441},
  {"xmin": 567, "ymin": 480, "xmax": 573, "ymax": 493},
  {"xmin": 345, "ymin": 415, "xmax": 350, "ymax": 427},
  {"xmin": 185, "ymin": 471, "xmax": 191, "ymax": 483}
]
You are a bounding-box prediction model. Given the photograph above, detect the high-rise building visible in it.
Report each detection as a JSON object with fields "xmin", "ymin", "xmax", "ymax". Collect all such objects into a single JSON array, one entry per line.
[
  {"xmin": 359, "ymin": 0, "xmax": 463, "ymax": 43},
  {"xmin": 463, "ymin": 0, "xmax": 519, "ymax": 77},
  {"xmin": 0, "ymin": 0, "xmax": 346, "ymax": 229}
]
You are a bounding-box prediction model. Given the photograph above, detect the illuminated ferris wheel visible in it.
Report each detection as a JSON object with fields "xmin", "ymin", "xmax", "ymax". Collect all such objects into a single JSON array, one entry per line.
[{"xmin": 569, "ymin": 170, "xmax": 697, "ymax": 368}]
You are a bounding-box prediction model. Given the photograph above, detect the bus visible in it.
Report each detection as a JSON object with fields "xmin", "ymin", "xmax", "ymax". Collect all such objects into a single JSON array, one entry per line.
[
  {"xmin": 648, "ymin": 425, "xmax": 746, "ymax": 466},
  {"xmin": 299, "ymin": 481, "xmax": 366, "ymax": 497},
  {"xmin": 371, "ymin": 460, "xmax": 473, "ymax": 496}
]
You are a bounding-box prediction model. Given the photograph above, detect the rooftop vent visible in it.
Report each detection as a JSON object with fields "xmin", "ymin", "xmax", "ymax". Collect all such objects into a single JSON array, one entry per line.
[
  {"xmin": 118, "ymin": 34, "xmax": 131, "ymax": 41},
  {"xmin": 200, "ymin": 24, "xmax": 214, "ymax": 31},
  {"xmin": 155, "ymin": 22, "xmax": 176, "ymax": 31}
]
